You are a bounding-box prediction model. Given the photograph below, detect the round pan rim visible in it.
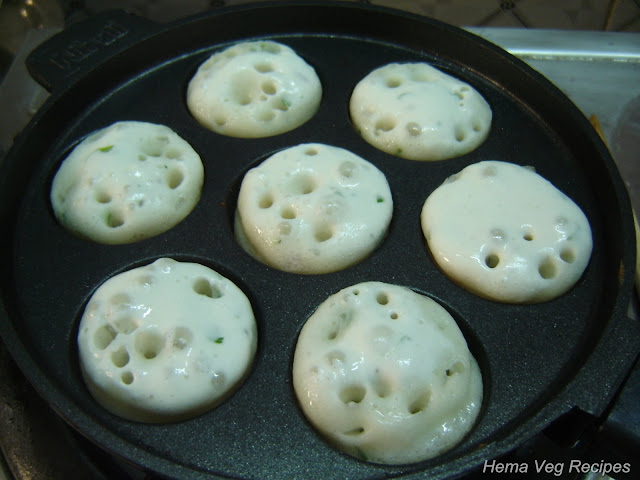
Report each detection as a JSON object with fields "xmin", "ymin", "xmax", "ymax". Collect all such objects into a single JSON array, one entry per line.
[{"xmin": 0, "ymin": 2, "xmax": 638, "ymax": 479}]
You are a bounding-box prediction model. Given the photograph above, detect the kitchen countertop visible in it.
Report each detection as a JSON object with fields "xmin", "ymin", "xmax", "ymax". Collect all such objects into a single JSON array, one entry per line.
[{"xmin": 469, "ymin": 27, "xmax": 640, "ymax": 216}]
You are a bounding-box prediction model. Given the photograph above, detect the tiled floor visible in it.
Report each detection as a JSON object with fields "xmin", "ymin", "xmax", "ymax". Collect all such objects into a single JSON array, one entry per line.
[{"xmin": 60, "ymin": 0, "xmax": 640, "ymax": 31}]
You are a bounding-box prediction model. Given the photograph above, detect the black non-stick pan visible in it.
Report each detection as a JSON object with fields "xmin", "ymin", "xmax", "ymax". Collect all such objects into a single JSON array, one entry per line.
[{"xmin": 1, "ymin": 2, "xmax": 638, "ymax": 479}]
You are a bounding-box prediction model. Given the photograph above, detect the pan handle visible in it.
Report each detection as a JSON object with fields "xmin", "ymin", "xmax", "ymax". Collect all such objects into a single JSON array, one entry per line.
[
  {"xmin": 25, "ymin": 10, "xmax": 158, "ymax": 93},
  {"xmin": 566, "ymin": 303, "xmax": 640, "ymax": 418}
]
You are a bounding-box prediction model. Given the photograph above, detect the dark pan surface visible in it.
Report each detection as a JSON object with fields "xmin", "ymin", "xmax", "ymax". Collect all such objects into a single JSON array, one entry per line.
[{"xmin": 0, "ymin": 3, "xmax": 638, "ymax": 479}]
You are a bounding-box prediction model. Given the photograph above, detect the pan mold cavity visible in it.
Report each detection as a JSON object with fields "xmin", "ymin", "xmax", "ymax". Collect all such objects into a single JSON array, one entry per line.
[
  {"xmin": 293, "ymin": 281, "xmax": 483, "ymax": 465},
  {"xmin": 421, "ymin": 161, "xmax": 593, "ymax": 303},
  {"xmin": 76, "ymin": 258, "xmax": 257, "ymax": 423},
  {"xmin": 186, "ymin": 40, "xmax": 321, "ymax": 138},
  {"xmin": 234, "ymin": 143, "xmax": 393, "ymax": 274},
  {"xmin": 50, "ymin": 121, "xmax": 204, "ymax": 245},
  {"xmin": 349, "ymin": 62, "xmax": 492, "ymax": 160}
]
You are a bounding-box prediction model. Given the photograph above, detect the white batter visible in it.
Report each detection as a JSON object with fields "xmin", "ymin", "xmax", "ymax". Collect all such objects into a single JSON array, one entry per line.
[
  {"xmin": 421, "ymin": 161, "xmax": 593, "ymax": 303},
  {"xmin": 350, "ymin": 62, "xmax": 492, "ymax": 161},
  {"xmin": 235, "ymin": 143, "xmax": 393, "ymax": 274},
  {"xmin": 50, "ymin": 121, "xmax": 204, "ymax": 244},
  {"xmin": 293, "ymin": 282, "xmax": 483, "ymax": 464},
  {"xmin": 187, "ymin": 40, "xmax": 322, "ymax": 138},
  {"xmin": 77, "ymin": 258, "xmax": 257, "ymax": 423}
]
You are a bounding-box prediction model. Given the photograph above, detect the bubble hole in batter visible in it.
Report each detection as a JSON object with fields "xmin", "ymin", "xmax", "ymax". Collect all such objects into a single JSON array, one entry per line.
[
  {"xmin": 121, "ymin": 371, "xmax": 134, "ymax": 385},
  {"xmin": 135, "ymin": 329, "xmax": 165, "ymax": 360},
  {"xmin": 172, "ymin": 327, "xmax": 193, "ymax": 349},
  {"xmin": 167, "ymin": 167, "xmax": 184, "ymax": 189},
  {"xmin": 106, "ymin": 210, "xmax": 125, "ymax": 228},
  {"xmin": 94, "ymin": 324, "xmax": 117, "ymax": 350},
  {"xmin": 408, "ymin": 390, "xmax": 431, "ymax": 415},
  {"xmin": 538, "ymin": 256, "xmax": 557, "ymax": 279},
  {"xmin": 340, "ymin": 384, "xmax": 366, "ymax": 404},
  {"xmin": 327, "ymin": 311, "xmax": 354, "ymax": 341},
  {"xmin": 254, "ymin": 61, "xmax": 274, "ymax": 73},
  {"xmin": 560, "ymin": 246, "xmax": 577, "ymax": 264},
  {"xmin": 485, "ymin": 253, "xmax": 500, "ymax": 269},
  {"xmin": 193, "ymin": 277, "xmax": 223, "ymax": 299},
  {"xmin": 111, "ymin": 346, "xmax": 130, "ymax": 368},
  {"xmin": 376, "ymin": 292, "xmax": 389, "ymax": 305}
]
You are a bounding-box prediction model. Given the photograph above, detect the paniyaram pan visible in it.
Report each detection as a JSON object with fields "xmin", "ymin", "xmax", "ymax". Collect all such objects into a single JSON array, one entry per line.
[{"xmin": 0, "ymin": 2, "xmax": 638, "ymax": 479}]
